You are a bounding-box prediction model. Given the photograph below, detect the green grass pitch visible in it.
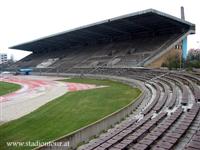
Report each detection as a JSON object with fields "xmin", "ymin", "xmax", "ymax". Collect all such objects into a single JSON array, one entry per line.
[
  {"xmin": 0, "ymin": 81, "xmax": 21, "ymax": 96},
  {"xmin": 0, "ymin": 78, "xmax": 141, "ymax": 150}
]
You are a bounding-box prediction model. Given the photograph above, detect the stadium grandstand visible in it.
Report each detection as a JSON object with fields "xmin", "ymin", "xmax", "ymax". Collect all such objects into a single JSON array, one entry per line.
[
  {"xmin": 9, "ymin": 9, "xmax": 195, "ymax": 72},
  {"xmin": 2, "ymin": 8, "xmax": 200, "ymax": 150}
]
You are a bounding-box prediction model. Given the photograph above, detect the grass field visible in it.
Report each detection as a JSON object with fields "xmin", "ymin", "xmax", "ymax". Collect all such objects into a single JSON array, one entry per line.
[
  {"xmin": 0, "ymin": 78, "xmax": 141, "ymax": 150},
  {"xmin": 0, "ymin": 81, "xmax": 21, "ymax": 96}
]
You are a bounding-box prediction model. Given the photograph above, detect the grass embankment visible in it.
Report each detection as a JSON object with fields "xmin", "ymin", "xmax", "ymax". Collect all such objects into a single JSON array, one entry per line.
[
  {"xmin": 0, "ymin": 81, "xmax": 21, "ymax": 96},
  {"xmin": 0, "ymin": 78, "xmax": 141, "ymax": 150}
]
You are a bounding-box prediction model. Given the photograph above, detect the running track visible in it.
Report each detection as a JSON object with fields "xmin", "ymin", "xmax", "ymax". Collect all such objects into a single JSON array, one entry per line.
[{"xmin": 0, "ymin": 75, "xmax": 99, "ymax": 123}]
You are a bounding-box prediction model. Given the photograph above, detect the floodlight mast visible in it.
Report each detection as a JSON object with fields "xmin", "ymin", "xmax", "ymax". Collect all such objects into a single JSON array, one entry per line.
[{"xmin": 181, "ymin": 6, "xmax": 185, "ymax": 20}]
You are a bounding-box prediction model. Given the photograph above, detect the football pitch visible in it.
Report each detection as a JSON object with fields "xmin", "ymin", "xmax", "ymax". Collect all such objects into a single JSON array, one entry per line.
[{"xmin": 0, "ymin": 81, "xmax": 21, "ymax": 96}]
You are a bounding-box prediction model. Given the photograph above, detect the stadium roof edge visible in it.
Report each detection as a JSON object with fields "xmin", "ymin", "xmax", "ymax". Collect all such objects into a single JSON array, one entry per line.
[
  {"xmin": 10, "ymin": 8, "xmax": 195, "ymax": 51},
  {"xmin": 109, "ymin": 9, "xmax": 194, "ymax": 26}
]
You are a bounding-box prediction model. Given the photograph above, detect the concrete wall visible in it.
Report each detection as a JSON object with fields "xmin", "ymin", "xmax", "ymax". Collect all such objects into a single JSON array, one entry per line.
[
  {"xmin": 147, "ymin": 45, "xmax": 182, "ymax": 68},
  {"xmin": 34, "ymin": 73, "xmax": 146, "ymax": 150}
]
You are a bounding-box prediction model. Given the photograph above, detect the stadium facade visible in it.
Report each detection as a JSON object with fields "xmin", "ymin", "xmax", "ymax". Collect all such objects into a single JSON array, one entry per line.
[{"xmin": 10, "ymin": 9, "xmax": 195, "ymax": 70}]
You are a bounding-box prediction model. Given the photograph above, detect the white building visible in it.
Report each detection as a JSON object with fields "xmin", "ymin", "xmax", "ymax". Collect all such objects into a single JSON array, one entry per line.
[{"xmin": 0, "ymin": 53, "xmax": 8, "ymax": 64}]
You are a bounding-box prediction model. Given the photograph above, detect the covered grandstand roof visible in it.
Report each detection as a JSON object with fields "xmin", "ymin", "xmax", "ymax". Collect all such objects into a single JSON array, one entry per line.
[{"xmin": 10, "ymin": 9, "xmax": 195, "ymax": 52}]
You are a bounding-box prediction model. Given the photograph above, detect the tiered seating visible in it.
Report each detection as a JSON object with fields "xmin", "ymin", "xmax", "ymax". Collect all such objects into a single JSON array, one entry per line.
[
  {"xmin": 184, "ymin": 130, "xmax": 200, "ymax": 150},
  {"xmin": 134, "ymin": 77, "xmax": 170, "ymax": 114},
  {"xmin": 108, "ymin": 112, "xmax": 167, "ymax": 150},
  {"xmin": 153, "ymin": 103, "xmax": 200, "ymax": 150},
  {"xmin": 7, "ymin": 14, "xmax": 198, "ymax": 149},
  {"xmin": 158, "ymin": 78, "xmax": 178, "ymax": 109},
  {"xmin": 36, "ymin": 58, "xmax": 59, "ymax": 68},
  {"xmin": 10, "ymin": 54, "xmax": 200, "ymax": 150},
  {"xmin": 182, "ymin": 85, "xmax": 189, "ymax": 105},
  {"xmin": 82, "ymin": 118, "xmax": 138, "ymax": 150},
  {"xmin": 80, "ymin": 112, "xmax": 158, "ymax": 150},
  {"xmin": 165, "ymin": 75, "xmax": 189, "ymax": 106},
  {"xmin": 193, "ymin": 85, "xmax": 200, "ymax": 102},
  {"xmin": 171, "ymin": 74, "xmax": 200, "ymax": 102},
  {"xmin": 180, "ymin": 76, "xmax": 200, "ymax": 102},
  {"xmin": 153, "ymin": 82, "xmax": 169, "ymax": 112},
  {"xmin": 130, "ymin": 107, "xmax": 183, "ymax": 150},
  {"xmin": 142, "ymin": 83, "xmax": 161, "ymax": 115},
  {"xmin": 12, "ymin": 33, "xmax": 181, "ymax": 71},
  {"xmin": 73, "ymin": 68, "xmax": 199, "ymax": 150},
  {"xmin": 167, "ymin": 85, "xmax": 178, "ymax": 109}
]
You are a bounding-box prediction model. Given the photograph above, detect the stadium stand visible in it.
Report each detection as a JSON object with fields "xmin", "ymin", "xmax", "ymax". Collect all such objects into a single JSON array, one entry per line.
[
  {"xmin": 36, "ymin": 58, "xmax": 59, "ymax": 68},
  {"xmin": 7, "ymin": 9, "xmax": 199, "ymax": 150},
  {"xmin": 10, "ymin": 33, "xmax": 179, "ymax": 70},
  {"xmin": 184, "ymin": 130, "xmax": 200, "ymax": 149},
  {"xmin": 9, "ymin": 9, "xmax": 195, "ymax": 71},
  {"xmin": 74, "ymin": 68, "xmax": 200, "ymax": 150}
]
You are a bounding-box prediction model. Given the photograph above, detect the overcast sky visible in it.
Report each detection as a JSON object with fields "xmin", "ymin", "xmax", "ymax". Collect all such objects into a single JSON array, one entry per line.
[{"xmin": 0, "ymin": 0, "xmax": 199, "ymax": 60}]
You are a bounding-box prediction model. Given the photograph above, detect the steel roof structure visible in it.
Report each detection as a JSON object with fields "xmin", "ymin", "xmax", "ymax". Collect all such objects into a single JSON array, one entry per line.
[{"xmin": 10, "ymin": 9, "xmax": 195, "ymax": 52}]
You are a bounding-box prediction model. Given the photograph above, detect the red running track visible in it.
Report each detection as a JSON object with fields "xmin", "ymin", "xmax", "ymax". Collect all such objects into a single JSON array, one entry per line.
[{"xmin": 0, "ymin": 76, "xmax": 99, "ymax": 103}]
